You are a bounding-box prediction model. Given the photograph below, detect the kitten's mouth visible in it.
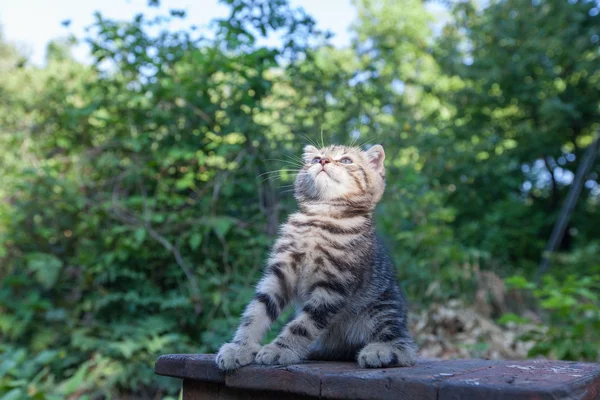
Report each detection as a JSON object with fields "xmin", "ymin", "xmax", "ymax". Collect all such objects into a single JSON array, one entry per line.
[{"xmin": 317, "ymin": 168, "xmax": 339, "ymax": 183}]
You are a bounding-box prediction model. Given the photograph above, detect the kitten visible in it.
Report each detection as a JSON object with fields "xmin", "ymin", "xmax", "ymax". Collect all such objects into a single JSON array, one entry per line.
[{"xmin": 216, "ymin": 144, "xmax": 417, "ymax": 370}]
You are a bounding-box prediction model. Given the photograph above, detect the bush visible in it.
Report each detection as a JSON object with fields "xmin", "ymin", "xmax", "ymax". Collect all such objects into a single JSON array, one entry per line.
[{"xmin": 505, "ymin": 247, "xmax": 600, "ymax": 361}]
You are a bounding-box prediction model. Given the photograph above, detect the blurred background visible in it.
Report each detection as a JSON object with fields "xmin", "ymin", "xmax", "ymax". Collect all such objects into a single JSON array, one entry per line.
[{"xmin": 0, "ymin": 0, "xmax": 599, "ymax": 398}]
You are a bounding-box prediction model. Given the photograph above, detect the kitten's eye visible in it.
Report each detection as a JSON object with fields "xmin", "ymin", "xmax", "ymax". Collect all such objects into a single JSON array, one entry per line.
[
  {"xmin": 311, "ymin": 157, "xmax": 321, "ymax": 164},
  {"xmin": 340, "ymin": 157, "xmax": 353, "ymax": 164}
]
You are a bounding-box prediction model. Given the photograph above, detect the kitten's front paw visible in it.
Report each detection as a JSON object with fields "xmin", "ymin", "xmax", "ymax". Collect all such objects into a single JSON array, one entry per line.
[
  {"xmin": 216, "ymin": 342, "xmax": 260, "ymax": 371},
  {"xmin": 255, "ymin": 342, "xmax": 301, "ymax": 366},
  {"xmin": 357, "ymin": 343, "xmax": 416, "ymax": 368}
]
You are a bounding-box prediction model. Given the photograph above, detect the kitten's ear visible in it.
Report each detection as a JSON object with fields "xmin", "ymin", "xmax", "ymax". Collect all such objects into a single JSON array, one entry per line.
[
  {"xmin": 303, "ymin": 145, "xmax": 319, "ymax": 155},
  {"xmin": 365, "ymin": 144, "xmax": 385, "ymax": 176}
]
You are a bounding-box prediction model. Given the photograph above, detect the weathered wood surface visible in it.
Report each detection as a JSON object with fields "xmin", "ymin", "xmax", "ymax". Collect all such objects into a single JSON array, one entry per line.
[{"xmin": 155, "ymin": 354, "xmax": 600, "ymax": 400}]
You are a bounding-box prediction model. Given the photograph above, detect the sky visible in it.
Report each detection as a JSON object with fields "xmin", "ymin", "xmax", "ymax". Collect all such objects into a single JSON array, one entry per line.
[{"xmin": 0, "ymin": 0, "xmax": 357, "ymax": 66}]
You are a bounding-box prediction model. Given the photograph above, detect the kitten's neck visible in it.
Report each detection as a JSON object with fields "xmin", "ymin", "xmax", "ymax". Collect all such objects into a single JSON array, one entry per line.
[{"xmin": 298, "ymin": 201, "xmax": 373, "ymax": 219}]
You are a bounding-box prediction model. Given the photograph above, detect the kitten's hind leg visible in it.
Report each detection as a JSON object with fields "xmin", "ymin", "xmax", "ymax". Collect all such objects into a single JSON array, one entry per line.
[
  {"xmin": 357, "ymin": 339, "xmax": 417, "ymax": 368},
  {"xmin": 357, "ymin": 310, "xmax": 417, "ymax": 368}
]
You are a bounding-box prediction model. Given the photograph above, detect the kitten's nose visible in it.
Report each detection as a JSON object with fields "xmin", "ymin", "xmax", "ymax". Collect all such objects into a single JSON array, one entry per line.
[{"xmin": 320, "ymin": 157, "xmax": 331, "ymax": 166}]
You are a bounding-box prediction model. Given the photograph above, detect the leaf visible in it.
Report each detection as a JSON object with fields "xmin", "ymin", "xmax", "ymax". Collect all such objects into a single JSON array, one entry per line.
[
  {"xmin": 206, "ymin": 216, "xmax": 235, "ymax": 238},
  {"xmin": 134, "ymin": 228, "xmax": 146, "ymax": 245},
  {"xmin": 59, "ymin": 360, "xmax": 91, "ymax": 396},
  {"xmin": 505, "ymin": 275, "xmax": 535, "ymax": 290},
  {"xmin": 34, "ymin": 350, "xmax": 59, "ymax": 365},
  {"xmin": 541, "ymin": 295, "xmax": 577, "ymax": 310},
  {"xmin": 497, "ymin": 312, "xmax": 531, "ymax": 325},
  {"xmin": 175, "ymin": 172, "xmax": 195, "ymax": 190},
  {"xmin": 110, "ymin": 340, "xmax": 140, "ymax": 359},
  {"xmin": 189, "ymin": 233, "xmax": 203, "ymax": 250},
  {"xmin": 576, "ymin": 288, "xmax": 597, "ymax": 302},
  {"xmin": 27, "ymin": 253, "xmax": 63, "ymax": 290},
  {"xmin": 0, "ymin": 389, "xmax": 25, "ymax": 400}
]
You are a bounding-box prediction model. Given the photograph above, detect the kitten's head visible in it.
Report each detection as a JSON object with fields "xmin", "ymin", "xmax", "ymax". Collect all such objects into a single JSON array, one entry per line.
[{"xmin": 294, "ymin": 144, "xmax": 386, "ymax": 209}]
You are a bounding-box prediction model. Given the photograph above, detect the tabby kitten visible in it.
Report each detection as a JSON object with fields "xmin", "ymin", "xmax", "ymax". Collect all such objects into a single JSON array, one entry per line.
[{"xmin": 216, "ymin": 144, "xmax": 417, "ymax": 370}]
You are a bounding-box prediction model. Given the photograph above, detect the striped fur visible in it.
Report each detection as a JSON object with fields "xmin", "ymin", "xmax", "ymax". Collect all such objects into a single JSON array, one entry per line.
[{"xmin": 216, "ymin": 144, "xmax": 417, "ymax": 370}]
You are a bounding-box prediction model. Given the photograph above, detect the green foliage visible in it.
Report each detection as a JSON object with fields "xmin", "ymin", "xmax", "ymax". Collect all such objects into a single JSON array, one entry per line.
[
  {"xmin": 433, "ymin": 0, "xmax": 600, "ymax": 266},
  {"xmin": 505, "ymin": 244, "xmax": 600, "ymax": 361},
  {"xmin": 0, "ymin": 1, "xmax": 315, "ymax": 396},
  {"xmin": 0, "ymin": 0, "xmax": 599, "ymax": 397}
]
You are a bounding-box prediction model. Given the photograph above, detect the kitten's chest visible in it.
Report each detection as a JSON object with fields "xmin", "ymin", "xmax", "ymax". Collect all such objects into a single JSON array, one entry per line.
[
  {"xmin": 294, "ymin": 236, "xmax": 324, "ymax": 271},
  {"xmin": 281, "ymin": 213, "xmax": 371, "ymax": 297},
  {"xmin": 290, "ymin": 235, "xmax": 328, "ymax": 294},
  {"xmin": 292, "ymin": 234, "xmax": 352, "ymax": 300}
]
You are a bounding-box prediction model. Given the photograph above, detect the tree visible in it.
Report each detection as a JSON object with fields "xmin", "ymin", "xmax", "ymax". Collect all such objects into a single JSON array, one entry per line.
[{"xmin": 433, "ymin": 0, "xmax": 600, "ymax": 269}]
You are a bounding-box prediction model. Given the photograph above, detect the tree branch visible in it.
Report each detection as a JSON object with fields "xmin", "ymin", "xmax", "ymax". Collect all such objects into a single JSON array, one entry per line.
[
  {"xmin": 538, "ymin": 129, "xmax": 600, "ymax": 282},
  {"xmin": 110, "ymin": 172, "xmax": 203, "ymax": 313},
  {"xmin": 542, "ymin": 156, "xmax": 558, "ymax": 209}
]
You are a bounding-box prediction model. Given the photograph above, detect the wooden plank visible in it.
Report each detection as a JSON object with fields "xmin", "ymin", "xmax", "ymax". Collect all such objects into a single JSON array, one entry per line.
[
  {"xmin": 439, "ymin": 360, "xmax": 600, "ymax": 400},
  {"xmin": 183, "ymin": 380, "xmax": 317, "ymax": 400},
  {"xmin": 318, "ymin": 359, "xmax": 500, "ymax": 400},
  {"xmin": 155, "ymin": 354, "xmax": 600, "ymax": 400},
  {"xmin": 183, "ymin": 381, "xmax": 221, "ymax": 400},
  {"xmin": 225, "ymin": 363, "xmax": 322, "ymax": 397},
  {"xmin": 156, "ymin": 354, "xmax": 225, "ymax": 383}
]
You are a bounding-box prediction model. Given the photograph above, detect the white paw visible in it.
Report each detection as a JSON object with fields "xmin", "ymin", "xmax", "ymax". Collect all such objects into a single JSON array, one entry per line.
[
  {"xmin": 215, "ymin": 342, "xmax": 260, "ymax": 370},
  {"xmin": 255, "ymin": 342, "xmax": 302, "ymax": 366},
  {"xmin": 357, "ymin": 343, "xmax": 416, "ymax": 368}
]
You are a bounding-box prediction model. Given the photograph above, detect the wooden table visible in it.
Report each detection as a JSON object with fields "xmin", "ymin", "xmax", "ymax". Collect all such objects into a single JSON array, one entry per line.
[{"xmin": 155, "ymin": 354, "xmax": 600, "ymax": 399}]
